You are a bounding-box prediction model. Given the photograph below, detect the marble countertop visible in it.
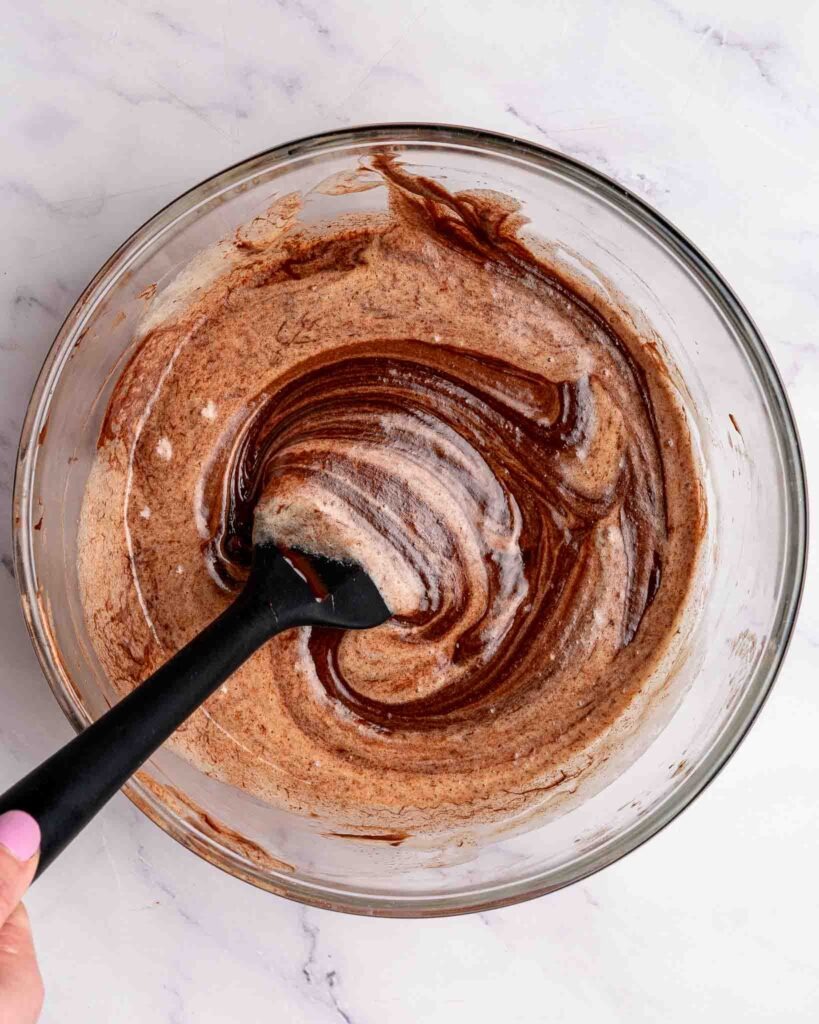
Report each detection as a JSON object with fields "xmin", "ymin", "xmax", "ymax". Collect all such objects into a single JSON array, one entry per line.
[{"xmin": 2, "ymin": 1, "xmax": 818, "ymax": 1020}]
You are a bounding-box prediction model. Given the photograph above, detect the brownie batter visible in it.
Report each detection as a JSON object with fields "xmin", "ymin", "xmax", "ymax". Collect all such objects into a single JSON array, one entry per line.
[{"xmin": 78, "ymin": 156, "xmax": 705, "ymax": 833}]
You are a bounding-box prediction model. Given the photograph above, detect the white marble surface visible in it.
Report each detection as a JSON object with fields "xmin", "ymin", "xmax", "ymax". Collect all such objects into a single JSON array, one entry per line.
[{"xmin": 2, "ymin": 0, "xmax": 818, "ymax": 1020}]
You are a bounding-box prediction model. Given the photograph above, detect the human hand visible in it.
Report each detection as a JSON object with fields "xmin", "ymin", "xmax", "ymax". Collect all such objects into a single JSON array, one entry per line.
[{"xmin": 0, "ymin": 812, "xmax": 43, "ymax": 1024}]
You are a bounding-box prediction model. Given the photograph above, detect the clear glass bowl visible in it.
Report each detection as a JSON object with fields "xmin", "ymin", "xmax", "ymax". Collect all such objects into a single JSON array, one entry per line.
[{"xmin": 13, "ymin": 125, "xmax": 807, "ymax": 917}]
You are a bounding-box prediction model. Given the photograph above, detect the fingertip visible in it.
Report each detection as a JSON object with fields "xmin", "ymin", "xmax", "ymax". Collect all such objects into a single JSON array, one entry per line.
[{"xmin": 0, "ymin": 812, "xmax": 41, "ymax": 864}]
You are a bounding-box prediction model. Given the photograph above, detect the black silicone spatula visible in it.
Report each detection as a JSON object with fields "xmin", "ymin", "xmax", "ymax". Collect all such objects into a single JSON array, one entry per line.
[{"xmin": 0, "ymin": 543, "xmax": 390, "ymax": 877}]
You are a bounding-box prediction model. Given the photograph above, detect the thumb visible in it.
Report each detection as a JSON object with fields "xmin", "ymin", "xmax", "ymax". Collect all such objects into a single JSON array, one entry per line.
[
  {"xmin": 0, "ymin": 904, "xmax": 43, "ymax": 1024},
  {"xmin": 0, "ymin": 812, "xmax": 42, "ymax": 1024},
  {"xmin": 0, "ymin": 812, "xmax": 40, "ymax": 925}
]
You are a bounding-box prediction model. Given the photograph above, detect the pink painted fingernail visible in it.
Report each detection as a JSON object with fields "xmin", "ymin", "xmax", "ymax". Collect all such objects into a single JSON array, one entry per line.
[{"xmin": 0, "ymin": 811, "xmax": 41, "ymax": 862}]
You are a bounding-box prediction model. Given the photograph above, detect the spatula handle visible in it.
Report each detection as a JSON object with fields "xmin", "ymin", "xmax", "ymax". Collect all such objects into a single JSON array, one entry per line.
[{"xmin": 0, "ymin": 586, "xmax": 280, "ymax": 877}]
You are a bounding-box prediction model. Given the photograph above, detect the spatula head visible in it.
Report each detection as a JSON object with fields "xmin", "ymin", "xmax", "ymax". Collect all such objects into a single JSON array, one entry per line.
[{"xmin": 247, "ymin": 542, "xmax": 392, "ymax": 631}]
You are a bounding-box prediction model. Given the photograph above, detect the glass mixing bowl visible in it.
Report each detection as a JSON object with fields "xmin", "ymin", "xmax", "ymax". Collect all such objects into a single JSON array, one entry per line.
[{"xmin": 13, "ymin": 125, "xmax": 806, "ymax": 916}]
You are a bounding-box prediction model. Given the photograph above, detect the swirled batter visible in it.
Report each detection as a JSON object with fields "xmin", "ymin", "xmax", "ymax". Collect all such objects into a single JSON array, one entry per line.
[{"xmin": 79, "ymin": 157, "xmax": 705, "ymax": 833}]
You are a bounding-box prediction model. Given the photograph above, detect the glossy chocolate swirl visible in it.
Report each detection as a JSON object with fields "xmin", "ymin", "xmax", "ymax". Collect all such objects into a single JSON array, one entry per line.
[
  {"xmin": 208, "ymin": 338, "xmax": 663, "ymax": 739},
  {"xmin": 79, "ymin": 157, "xmax": 704, "ymax": 831}
]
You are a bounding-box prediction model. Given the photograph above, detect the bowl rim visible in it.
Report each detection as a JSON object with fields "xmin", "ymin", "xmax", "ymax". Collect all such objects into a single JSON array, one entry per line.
[{"xmin": 12, "ymin": 122, "xmax": 808, "ymax": 917}]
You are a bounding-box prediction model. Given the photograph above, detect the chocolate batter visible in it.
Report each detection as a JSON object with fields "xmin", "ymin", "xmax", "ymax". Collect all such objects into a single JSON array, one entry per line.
[{"xmin": 78, "ymin": 156, "xmax": 705, "ymax": 833}]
